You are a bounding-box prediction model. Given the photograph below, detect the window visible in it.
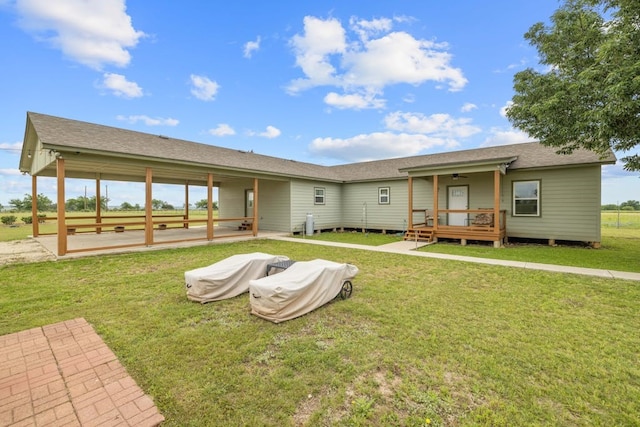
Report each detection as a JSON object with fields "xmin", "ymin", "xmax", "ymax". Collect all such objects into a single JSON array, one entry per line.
[
  {"xmin": 378, "ymin": 187, "xmax": 390, "ymax": 204},
  {"xmin": 314, "ymin": 187, "xmax": 325, "ymax": 205},
  {"xmin": 513, "ymin": 180, "xmax": 540, "ymax": 216}
]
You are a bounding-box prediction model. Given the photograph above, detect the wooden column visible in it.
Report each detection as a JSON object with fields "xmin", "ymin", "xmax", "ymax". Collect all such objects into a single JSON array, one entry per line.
[
  {"xmin": 493, "ymin": 170, "xmax": 501, "ymax": 212},
  {"xmin": 407, "ymin": 176, "xmax": 413, "ymax": 228},
  {"xmin": 31, "ymin": 175, "xmax": 39, "ymax": 237},
  {"xmin": 207, "ymin": 173, "xmax": 214, "ymax": 240},
  {"xmin": 433, "ymin": 175, "xmax": 439, "ymax": 228},
  {"xmin": 95, "ymin": 177, "xmax": 102, "ymax": 234},
  {"xmin": 184, "ymin": 182, "xmax": 189, "ymax": 229},
  {"xmin": 145, "ymin": 168, "xmax": 153, "ymax": 246},
  {"xmin": 56, "ymin": 158, "xmax": 67, "ymax": 256},
  {"xmin": 252, "ymin": 178, "xmax": 259, "ymax": 237},
  {"xmin": 493, "ymin": 169, "xmax": 501, "ymax": 247}
]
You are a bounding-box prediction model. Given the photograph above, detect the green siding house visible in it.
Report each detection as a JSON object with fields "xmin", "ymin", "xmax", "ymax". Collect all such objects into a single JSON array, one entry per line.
[{"xmin": 19, "ymin": 112, "xmax": 615, "ymax": 255}]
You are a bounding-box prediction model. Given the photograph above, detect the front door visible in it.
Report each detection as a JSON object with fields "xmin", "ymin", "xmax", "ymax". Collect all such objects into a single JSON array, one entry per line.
[
  {"xmin": 448, "ymin": 185, "xmax": 468, "ymax": 226},
  {"xmin": 245, "ymin": 189, "xmax": 254, "ymax": 218}
]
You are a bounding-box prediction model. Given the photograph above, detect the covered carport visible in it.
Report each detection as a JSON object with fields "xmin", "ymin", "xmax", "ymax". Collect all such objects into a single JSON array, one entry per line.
[{"xmin": 18, "ymin": 112, "xmax": 289, "ymax": 256}]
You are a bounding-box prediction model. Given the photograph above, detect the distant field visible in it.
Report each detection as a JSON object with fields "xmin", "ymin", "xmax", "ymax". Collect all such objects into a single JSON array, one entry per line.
[
  {"xmin": 601, "ymin": 210, "xmax": 640, "ymax": 228},
  {"xmin": 0, "ymin": 210, "xmax": 213, "ymax": 241}
]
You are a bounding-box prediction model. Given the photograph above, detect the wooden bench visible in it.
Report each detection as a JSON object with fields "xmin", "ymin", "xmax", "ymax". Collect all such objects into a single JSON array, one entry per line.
[{"xmin": 470, "ymin": 212, "xmax": 493, "ymax": 229}]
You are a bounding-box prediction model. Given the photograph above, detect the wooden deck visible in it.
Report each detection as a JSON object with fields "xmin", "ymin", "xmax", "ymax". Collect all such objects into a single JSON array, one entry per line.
[
  {"xmin": 404, "ymin": 225, "xmax": 506, "ymax": 247},
  {"xmin": 404, "ymin": 210, "xmax": 507, "ymax": 247}
]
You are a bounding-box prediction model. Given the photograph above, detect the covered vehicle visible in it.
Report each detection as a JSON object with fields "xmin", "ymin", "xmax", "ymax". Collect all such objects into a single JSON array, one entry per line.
[
  {"xmin": 185, "ymin": 252, "xmax": 289, "ymax": 303},
  {"xmin": 249, "ymin": 259, "xmax": 358, "ymax": 323}
]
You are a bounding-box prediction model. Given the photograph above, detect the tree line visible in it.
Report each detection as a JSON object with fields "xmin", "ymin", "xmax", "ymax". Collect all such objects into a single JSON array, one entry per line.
[
  {"xmin": 602, "ymin": 200, "xmax": 640, "ymax": 211},
  {"xmin": 2, "ymin": 194, "xmax": 218, "ymax": 212}
]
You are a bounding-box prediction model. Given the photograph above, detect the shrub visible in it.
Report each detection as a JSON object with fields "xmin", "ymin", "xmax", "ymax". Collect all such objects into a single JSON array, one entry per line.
[
  {"xmin": 21, "ymin": 216, "xmax": 33, "ymax": 224},
  {"xmin": 37, "ymin": 213, "xmax": 47, "ymax": 223},
  {"xmin": 1, "ymin": 215, "xmax": 17, "ymax": 225}
]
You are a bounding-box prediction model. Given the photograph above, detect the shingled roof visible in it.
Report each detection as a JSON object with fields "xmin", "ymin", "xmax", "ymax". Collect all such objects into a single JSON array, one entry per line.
[
  {"xmin": 23, "ymin": 112, "xmax": 616, "ymax": 183},
  {"xmin": 24, "ymin": 112, "xmax": 342, "ymax": 182}
]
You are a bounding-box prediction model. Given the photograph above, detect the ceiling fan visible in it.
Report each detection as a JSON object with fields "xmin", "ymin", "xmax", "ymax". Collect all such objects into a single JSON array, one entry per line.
[{"xmin": 452, "ymin": 173, "xmax": 468, "ymax": 180}]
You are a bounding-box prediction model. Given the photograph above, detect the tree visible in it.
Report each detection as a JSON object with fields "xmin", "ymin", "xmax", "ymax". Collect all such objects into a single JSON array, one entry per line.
[
  {"xmin": 10, "ymin": 194, "xmax": 54, "ymax": 211},
  {"xmin": 620, "ymin": 200, "xmax": 639, "ymax": 210},
  {"xmin": 151, "ymin": 199, "xmax": 164, "ymax": 210},
  {"xmin": 195, "ymin": 199, "xmax": 218, "ymax": 210},
  {"xmin": 65, "ymin": 195, "xmax": 108, "ymax": 211},
  {"xmin": 9, "ymin": 198, "xmax": 24, "ymax": 211},
  {"xmin": 601, "ymin": 203, "xmax": 618, "ymax": 210},
  {"xmin": 507, "ymin": 0, "xmax": 640, "ymax": 171}
]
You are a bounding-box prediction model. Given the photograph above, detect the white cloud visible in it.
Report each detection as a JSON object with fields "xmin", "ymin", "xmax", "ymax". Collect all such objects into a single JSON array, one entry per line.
[
  {"xmin": 324, "ymin": 91, "xmax": 385, "ymax": 110},
  {"xmin": 190, "ymin": 74, "xmax": 219, "ymax": 101},
  {"xmin": 243, "ymin": 36, "xmax": 261, "ymax": 58},
  {"xmin": 384, "ymin": 111, "xmax": 481, "ymax": 138},
  {"xmin": 343, "ymin": 32, "xmax": 467, "ymax": 91},
  {"xmin": 461, "ymin": 102, "xmax": 477, "ymax": 112},
  {"xmin": 14, "ymin": 0, "xmax": 144, "ymax": 69},
  {"xmin": 402, "ymin": 93, "xmax": 416, "ymax": 103},
  {"xmin": 481, "ymin": 127, "xmax": 533, "ymax": 147},
  {"xmin": 0, "ymin": 142, "xmax": 23, "ymax": 151},
  {"xmin": 208, "ymin": 124, "xmax": 236, "ymax": 137},
  {"xmin": 309, "ymin": 132, "xmax": 457, "ymax": 162},
  {"xmin": 309, "ymin": 109, "xmax": 481, "ymax": 162},
  {"xmin": 0, "ymin": 168, "xmax": 23, "ymax": 176},
  {"xmin": 101, "ymin": 73, "xmax": 143, "ymax": 98},
  {"xmin": 500, "ymin": 100, "xmax": 513, "ymax": 118},
  {"xmin": 288, "ymin": 16, "xmax": 346, "ymax": 93},
  {"xmin": 259, "ymin": 126, "xmax": 281, "ymax": 139},
  {"xmin": 349, "ymin": 17, "xmax": 393, "ymax": 41},
  {"xmin": 247, "ymin": 126, "xmax": 281, "ymax": 139},
  {"xmin": 116, "ymin": 115, "xmax": 178, "ymax": 126},
  {"xmin": 287, "ymin": 16, "xmax": 467, "ymax": 106}
]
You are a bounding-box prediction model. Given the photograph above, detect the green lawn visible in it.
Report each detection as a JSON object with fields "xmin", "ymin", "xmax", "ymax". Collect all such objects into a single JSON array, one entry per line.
[
  {"xmin": 2, "ymin": 211, "xmax": 639, "ymax": 273},
  {"xmin": 298, "ymin": 212, "xmax": 640, "ymax": 273},
  {"xmin": 1, "ymin": 240, "xmax": 639, "ymax": 426},
  {"xmin": 418, "ymin": 227, "xmax": 640, "ymax": 273}
]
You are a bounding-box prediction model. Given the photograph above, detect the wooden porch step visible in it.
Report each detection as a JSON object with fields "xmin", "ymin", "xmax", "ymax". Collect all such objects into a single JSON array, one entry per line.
[{"xmin": 403, "ymin": 229, "xmax": 433, "ymax": 242}]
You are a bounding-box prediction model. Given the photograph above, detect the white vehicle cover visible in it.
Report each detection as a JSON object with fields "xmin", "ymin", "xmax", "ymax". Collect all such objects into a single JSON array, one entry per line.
[
  {"xmin": 185, "ymin": 252, "xmax": 289, "ymax": 303},
  {"xmin": 249, "ymin": 259, "xmax": 359, "ymax": 323}
]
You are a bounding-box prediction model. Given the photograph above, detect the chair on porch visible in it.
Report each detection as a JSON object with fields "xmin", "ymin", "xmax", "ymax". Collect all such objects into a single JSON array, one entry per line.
[
  {"xmin": 471, "ymin": 212, "xmax": 494, "ymax": 228},
  {"xmin": 425, "ymin": 210, "xmax": 434, "ymax": 226}
]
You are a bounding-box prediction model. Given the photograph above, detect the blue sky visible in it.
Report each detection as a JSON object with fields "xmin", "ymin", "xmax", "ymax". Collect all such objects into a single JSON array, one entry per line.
[{"xmin": 0, "ymin": 0, "xmax": 637, "ymax": 208}]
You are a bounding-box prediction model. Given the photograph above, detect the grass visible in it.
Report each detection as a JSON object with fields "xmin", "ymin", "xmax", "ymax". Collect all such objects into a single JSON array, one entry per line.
[
  {"xmin": 2, "ymin": 212, "xmax": 640, "ymax": 273},
  {"xmin": 296, "ymin": 212, "xmax": 640, "ymax": 273},
  {"xmin": 1, "ymin": 240, "xmax": 639, "ymax": 426},
  {"xmin": 295, "ymin": 230, "xmax": 405, "ymax": 246},
  {"xmin": 419, "ymin": 227, "xmax": 640, "ymax": 273}
]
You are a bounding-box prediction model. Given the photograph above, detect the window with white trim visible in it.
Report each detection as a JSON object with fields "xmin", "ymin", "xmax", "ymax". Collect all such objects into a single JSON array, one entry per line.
[
  {"xmin": 513, "ymin": 180, "xmax": 540, "ymax": 216},
  {"xmin": 314, "ymin": 187, "xmax": 325, "ymax": 205},
  {"xmin": 378, "ymin": 187, "xmax": 390, "ymax": 204}
]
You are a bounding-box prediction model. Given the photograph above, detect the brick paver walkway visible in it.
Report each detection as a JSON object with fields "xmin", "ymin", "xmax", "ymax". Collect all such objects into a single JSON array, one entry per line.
[{"xmin": 0, "ymin": 318, "xmax": 164, "ymax": 426}]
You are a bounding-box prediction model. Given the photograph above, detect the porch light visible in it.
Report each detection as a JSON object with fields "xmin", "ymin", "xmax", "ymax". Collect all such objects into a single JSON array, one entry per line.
[{"xmin": 27, "ymin": 150, "xmax": 31, "ymax": 158}]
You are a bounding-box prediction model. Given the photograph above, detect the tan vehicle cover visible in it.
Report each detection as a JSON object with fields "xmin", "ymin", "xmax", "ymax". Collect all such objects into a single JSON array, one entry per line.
[
  {"xmin": 249, "ymin": 259, "xmax": 358, "ymax": 323},
  {"xmin": 185, "ymin": 252, "xmax": 289, "ymax": 303}
]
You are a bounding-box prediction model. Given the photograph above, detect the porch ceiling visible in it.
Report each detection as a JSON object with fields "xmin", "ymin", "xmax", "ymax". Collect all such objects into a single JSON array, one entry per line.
[{"xmin": 24, "ymin": 148, "xmax": 287, "ymax": 186}]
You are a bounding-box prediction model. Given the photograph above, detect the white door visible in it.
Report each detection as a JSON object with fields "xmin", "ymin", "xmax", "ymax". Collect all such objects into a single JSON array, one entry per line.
[
  {"xmin": 448, "ymin": 186, "xmax": 468, "ymax": 226},
  {"xmin": 245, "ymin": 189, "xmax": 254, "ymax": 218}
]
